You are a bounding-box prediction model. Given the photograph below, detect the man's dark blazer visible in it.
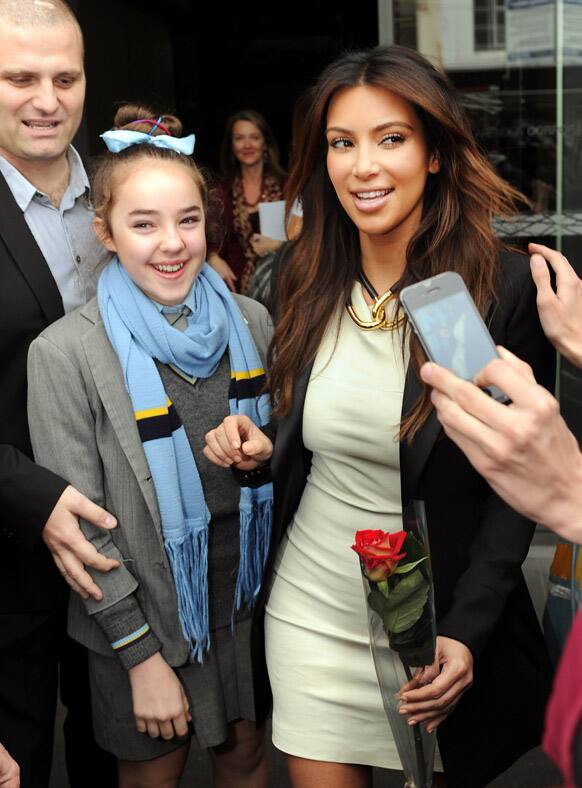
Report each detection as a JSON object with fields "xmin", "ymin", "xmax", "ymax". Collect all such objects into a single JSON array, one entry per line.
[
  {"xmin": 0, "ymin": 171, "xmax": 69, "ymax": 628},
  {"xmin": 251, "ymin": 252, "xmax": 555, "ymax": 788}
]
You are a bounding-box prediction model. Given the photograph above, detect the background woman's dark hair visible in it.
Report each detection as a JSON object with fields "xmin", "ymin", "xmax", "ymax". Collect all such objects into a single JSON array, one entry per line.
[
  {"xmin": 91, "ymin": 102, "xmax": 222, "ymax": 249},
  {"xmin": 219, "ymin": 108, "xmax": 286, "ymax": 182},
  {"xmin": 269, "ymin": 45, "xmax": 528, "ymax": 441}
]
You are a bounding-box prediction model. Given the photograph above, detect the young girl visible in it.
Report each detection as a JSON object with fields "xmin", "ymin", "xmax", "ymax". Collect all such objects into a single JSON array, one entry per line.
[
  {"xmin": 204, "ymin": 46, "xmax": 555, "ymax": 788},
  {"xmin": 27, "ymin": 104, "xmax": 272, "ymax": 788}
]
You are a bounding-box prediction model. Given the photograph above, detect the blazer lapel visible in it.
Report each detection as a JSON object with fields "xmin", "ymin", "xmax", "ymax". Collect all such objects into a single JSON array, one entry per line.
[
  {"xmin": 271, "ymin": 363, "xmax": 312, "ymax": 477},
  {"xmin": 0, "ymin": 173, "xmax": 63, "ymax": 325},
  {"xmin": 81, "ymin": 315, "xmax": 163, "ymax": 537},
  {"xmin": 400, "ymin": 362, "xmax": 442, "ymax": 504}
]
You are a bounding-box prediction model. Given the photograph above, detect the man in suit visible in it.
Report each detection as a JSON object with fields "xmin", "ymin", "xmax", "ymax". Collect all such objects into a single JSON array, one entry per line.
[{"xmin": 0, "ymin": 1, "xmax": 119, "ymax": 785}]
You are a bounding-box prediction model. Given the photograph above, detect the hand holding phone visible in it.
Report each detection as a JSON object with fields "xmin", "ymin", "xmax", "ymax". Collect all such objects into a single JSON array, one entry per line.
[{"xmin": 400, "ymin": 271, "xmax": 509, "ymax": 403}]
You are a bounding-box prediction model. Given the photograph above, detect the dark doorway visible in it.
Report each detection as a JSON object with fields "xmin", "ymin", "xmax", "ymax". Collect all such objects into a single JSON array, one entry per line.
[{"xmin": 74, "ymin": 0, "xmax": 379, "ymax": 174}]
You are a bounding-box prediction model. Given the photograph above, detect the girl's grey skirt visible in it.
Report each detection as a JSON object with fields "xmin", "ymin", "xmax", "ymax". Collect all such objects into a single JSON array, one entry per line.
[{"xmin": 88, "ymin": 617, "xmax": 257, "ymax": 761}]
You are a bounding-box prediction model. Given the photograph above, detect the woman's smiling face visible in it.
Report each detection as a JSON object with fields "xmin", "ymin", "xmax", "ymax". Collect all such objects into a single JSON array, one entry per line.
[
  {"xmin": 231, "ymin": 119, "xmax": 266, "ymax": 168},
  {"xmin": 325, "ymin": 84, "xmax": 439, "ymax": 245}
]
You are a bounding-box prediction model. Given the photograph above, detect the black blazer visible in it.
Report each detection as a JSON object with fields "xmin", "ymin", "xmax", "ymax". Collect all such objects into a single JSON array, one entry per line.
[
  {"xmin": 0, "ymin": 172, "xmax": 69, "ymax": 624},
  {"xmin": 251, "ymin": 252, "xmax": 555, "ymax": 788}
]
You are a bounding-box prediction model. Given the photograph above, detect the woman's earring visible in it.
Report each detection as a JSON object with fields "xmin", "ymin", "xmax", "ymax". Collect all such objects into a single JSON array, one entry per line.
[{"xmin": 429, "ymin": 151, "xmax": 441, "ymax": 175}]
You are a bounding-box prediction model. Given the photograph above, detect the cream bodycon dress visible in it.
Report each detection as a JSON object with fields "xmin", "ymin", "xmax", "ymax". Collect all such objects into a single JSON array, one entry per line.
[{"xmin": 265, "ymin": 283, "xmax": 431, "ymax": 769}]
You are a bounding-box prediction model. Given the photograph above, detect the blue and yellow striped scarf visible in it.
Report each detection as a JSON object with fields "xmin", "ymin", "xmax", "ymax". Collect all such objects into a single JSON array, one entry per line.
[{"xmin": 98, "ymin": 259, "xmax": 272, "ymax": 662}]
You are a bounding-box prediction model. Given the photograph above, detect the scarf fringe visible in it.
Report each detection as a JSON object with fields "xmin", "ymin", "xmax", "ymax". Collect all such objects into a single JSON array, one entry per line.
[
  {"xmin": 165, "ymin": 527, "xmax": 210, "ymax": 663},
  {"xmin": 235, "ymin": 497, "xmax": 273, "ymax": 612}
]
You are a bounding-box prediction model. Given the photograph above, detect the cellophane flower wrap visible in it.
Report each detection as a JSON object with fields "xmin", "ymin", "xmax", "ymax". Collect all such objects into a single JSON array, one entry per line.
[{"xmin": 352, "ymin": 500, "xmax": 437, "ymax": 788}]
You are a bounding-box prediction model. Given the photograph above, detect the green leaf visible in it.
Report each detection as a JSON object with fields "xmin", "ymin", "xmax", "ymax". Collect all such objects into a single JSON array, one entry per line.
[
  {"xmin": 381, "ymin": 569, "xmax": 430, "ymax": 634},
  {"xmin": 393, "ymin": 556, "xmax": 427, "ymax": 574}
]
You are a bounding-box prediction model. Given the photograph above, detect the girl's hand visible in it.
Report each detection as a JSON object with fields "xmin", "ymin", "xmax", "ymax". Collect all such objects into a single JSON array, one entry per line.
[
  {"xmin": 129, "ymin": 652, "xmax": 191, "ymax": 740},
  {"xmin": 208, "ymin": 253, "xmax": 237, "ymax": 292},
  {"xmin": 203, "ymin": 415, "xmax": 273, "ymax": 470},
  {"xmin": 529, "ymin": 242, "xmax": 582, "ymax": 367},
  {"xmin": 398, "ymin": 636, "xmax": 474, "ymax": 733},
  {"xmin": 250, "ymin": 234, "xmax": 283, "ymax": 257}
]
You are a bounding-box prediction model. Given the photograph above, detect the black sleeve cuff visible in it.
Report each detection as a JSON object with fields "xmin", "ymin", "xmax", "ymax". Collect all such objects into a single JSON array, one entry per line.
[{"xmin": 231, "ymin": 462, "xmax": 272, "ymax": 488}]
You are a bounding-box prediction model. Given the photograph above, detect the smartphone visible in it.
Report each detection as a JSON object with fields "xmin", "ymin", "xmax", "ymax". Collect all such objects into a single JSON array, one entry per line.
[{"xmin": 400, "ymin": 271, "xmax": 509, "ymax": 403}]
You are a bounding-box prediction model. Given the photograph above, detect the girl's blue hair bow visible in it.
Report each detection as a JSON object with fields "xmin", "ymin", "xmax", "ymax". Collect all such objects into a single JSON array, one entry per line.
[{"xmin": 100, "ymin": 129, "xmax": 196, "ymax": 155}]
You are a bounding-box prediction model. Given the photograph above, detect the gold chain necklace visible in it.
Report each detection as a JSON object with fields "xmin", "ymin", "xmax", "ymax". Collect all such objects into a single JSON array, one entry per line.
[{"xmin": 346, "ymin": 271, "xmax": 405, "ymax": 332}]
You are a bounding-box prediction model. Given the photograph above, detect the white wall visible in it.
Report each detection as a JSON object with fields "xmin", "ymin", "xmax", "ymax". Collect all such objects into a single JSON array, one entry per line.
[{"xmin": 416, "ymin": 0, "xmax": 507, "ymax": 71}]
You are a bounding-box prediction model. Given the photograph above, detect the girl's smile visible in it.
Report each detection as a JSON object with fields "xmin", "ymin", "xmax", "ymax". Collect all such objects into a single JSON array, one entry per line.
[{"xmin": 149, "ymin": 259, "xmax": 188, "ymax": 277}]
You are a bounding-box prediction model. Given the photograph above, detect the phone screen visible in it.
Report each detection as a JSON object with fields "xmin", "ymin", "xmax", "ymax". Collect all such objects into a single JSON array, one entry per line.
[{"xmin": 412, "ymin": 290, "xmax": 497, "ymax": 380}]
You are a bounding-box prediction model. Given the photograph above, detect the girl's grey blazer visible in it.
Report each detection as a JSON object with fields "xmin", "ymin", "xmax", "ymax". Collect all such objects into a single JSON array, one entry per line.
[{"xmin": 27, "ymin": 293, "xmax": 273, "ymax": 665}]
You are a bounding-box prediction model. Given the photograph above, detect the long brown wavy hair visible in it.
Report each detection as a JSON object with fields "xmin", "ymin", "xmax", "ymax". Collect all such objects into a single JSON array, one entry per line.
[{"xmin": 269, "ymin": 45, "xmax": 527, "ymax": 441}]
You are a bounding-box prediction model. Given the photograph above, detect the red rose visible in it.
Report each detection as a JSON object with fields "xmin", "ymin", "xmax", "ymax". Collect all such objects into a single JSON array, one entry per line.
[{"xmin": 351, "ymin": 529, "xmax": 407, "ymax": 582}]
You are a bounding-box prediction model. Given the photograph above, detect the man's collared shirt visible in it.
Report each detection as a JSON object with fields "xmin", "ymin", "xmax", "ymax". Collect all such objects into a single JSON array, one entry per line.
[{"xmin": 0, "ymin": 147, "xmax": 111, "ymax": 314}]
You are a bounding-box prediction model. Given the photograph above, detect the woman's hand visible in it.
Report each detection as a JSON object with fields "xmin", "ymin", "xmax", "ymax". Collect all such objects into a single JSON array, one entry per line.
[
  {"xmin": 250, "ymin": 234, "xmax": 283, "ymax": 257},
  {"xmin": 208, "ymin": 253, "xmax": 237, "ymax": 292},
  {"xmin": 128, "ymin": 652, "xmax": 191, "ymax": 740},
  {"xmin": 398, "ymin": 636, "xmax": 474, "ymax": 733},
  {"xmin": 529, "ymin": 242, "xmax": 582, "ymax": 368},
  {"xmin": 203, "ymin": 415, "xmax": 273, "ymax": 471}
]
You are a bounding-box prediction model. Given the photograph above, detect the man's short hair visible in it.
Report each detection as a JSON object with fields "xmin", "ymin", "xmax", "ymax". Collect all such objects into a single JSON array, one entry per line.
[{"xmin": 0, "ymin": 0, "xmax": 80, "ymax": 32}]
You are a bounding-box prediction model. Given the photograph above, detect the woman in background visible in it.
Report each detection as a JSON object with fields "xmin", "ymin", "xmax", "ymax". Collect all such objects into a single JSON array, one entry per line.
[{"xmin": 209, "ymin": 109, "xmax": 286, "ymax": 294}]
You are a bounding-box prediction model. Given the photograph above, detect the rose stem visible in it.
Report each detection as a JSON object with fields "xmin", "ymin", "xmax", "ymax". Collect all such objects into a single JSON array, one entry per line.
[{"xmin": 402, "ymin": 660, "xmax": 429, "ymax": 788}]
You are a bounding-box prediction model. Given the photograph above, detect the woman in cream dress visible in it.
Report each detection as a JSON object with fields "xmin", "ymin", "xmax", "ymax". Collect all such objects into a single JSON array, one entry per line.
[
  {"xmin": 264, "ymin": 287, "xmax": 408, "ymax": 769},
  {"xmin": 204, "ymin": 45, "xmax": 553, "ymax": 788}
]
